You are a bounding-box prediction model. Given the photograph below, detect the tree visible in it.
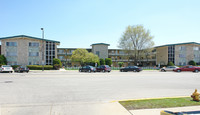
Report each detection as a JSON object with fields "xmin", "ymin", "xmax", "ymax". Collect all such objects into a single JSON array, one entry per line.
[
  {"xmin": 118, "ymin": 62, "xmax": 124, "ymax": 67},
  {"xmin": 85, "ymin": 52, "xmax": 99, "ymax": 66},
  {"xmin": 71, "ymin": 49, "xmax": 89, "ymax": 66},
  {"xmin": 105, "ymin": 58, "xmax": 112, "ymax": 67},
  {"xmin": 71, "ymin": 49, "xmax": 99, "ymax": 66},
  {"xmin": 118, "ymin": 25, "xmax": 154, "ymax": 65},
  {"xmin": 188, "ymin": 60, "xmax": 196, "ymax": 66},
  {"xmin": 0, "ymin": 55, "xmax": 7, "ymax": 65},
  {"xmin": 99, "ymin": 58, "xmax": 105, "ymax": 65},
  {"xmin": 168, "ymin": 61, "xmax": 175, "ymax": 66},
  {"xmin": 53, "ymin": 58, "xmax": 62, "ymax": 70}
]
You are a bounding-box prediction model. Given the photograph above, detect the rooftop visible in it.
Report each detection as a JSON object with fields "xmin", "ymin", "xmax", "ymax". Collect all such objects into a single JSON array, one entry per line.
[
  {"xmin": 155, "ymin": 42, "xmax": 200, "ymax": 48},
  {"xmin": 0, "ymin": 35, "xmax": 60, "ymax": 43},
  {"xmin": 91, "ymin": 43, "xmax": 110, "ymax": 46}
]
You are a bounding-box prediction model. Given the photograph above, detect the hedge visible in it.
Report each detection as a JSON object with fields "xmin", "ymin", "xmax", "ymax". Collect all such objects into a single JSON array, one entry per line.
[{"xmin": 27, "ymin": 65, "xmax": 53, "ymax": 70}]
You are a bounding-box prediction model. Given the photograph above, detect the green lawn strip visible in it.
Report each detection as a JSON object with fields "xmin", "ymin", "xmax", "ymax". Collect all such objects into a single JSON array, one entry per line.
[{"xmin": 119, "ymin": 97, "xmax": 200, "ymax": 110}]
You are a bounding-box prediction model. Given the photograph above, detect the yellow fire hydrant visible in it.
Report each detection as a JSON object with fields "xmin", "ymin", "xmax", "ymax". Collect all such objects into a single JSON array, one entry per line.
[{"xmin": 191, "ymin": 89, "xmax": 200, "ymax": 102}]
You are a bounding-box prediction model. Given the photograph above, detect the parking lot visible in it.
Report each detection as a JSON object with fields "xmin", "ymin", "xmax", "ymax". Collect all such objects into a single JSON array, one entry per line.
[{"xmin": 0, "ymin": 70, "xmax": 200, "ymax": 115}]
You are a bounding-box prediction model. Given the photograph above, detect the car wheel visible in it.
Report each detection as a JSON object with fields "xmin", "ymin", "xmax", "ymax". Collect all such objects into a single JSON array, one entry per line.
[
  {"xmin": 108, "ymin": 71, "xmax": 110, "ymax": 73},
  {"xmin": 194, "ymin": 70, "xmax": 199, "ymax": 73},
  {"xmin": 177, "ymin": 70, "xmax": 181, "ymax": 72},
  {"xmin": 161, "ymin": 69, "xmax": 165, "ymax": 72}
]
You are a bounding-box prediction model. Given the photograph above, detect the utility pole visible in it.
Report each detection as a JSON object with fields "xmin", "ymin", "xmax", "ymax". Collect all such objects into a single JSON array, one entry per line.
[{"xmin": 41, "ymin": 28, "xmax": 44, "ymax": 71}]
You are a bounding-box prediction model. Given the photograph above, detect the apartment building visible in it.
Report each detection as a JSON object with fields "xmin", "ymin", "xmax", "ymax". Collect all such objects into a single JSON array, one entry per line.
[
  {"xmin": 156, "ymin": 42, "xmax": 200, "ymax": 66},
  {"xmin": 0, "ymin": 35, "xmax": 60, "ymax": 65},
  {"xmin": 57, "ymin": 43, "xmax": 156, "ymax": 67}
]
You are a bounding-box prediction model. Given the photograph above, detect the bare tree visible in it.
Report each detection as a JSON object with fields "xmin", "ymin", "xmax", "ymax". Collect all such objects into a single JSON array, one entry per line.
[{"xmin": 118, "ymin": 25, "xmax": 154, "ymax": 65}]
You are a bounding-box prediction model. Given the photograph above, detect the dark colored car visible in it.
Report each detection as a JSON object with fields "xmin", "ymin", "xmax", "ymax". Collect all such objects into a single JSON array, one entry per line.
[
  {"xmin": 79, "ymin": 65, "xmax": 96, "ymax": 72},
  {"xmin": 173, "ymin": 65, "xmax": 200, "ymax": 72},
  {"xmin": 120, "ymin": 66, "xmax": 142, "ymax": 72},
  {"xmin": 96, "ymin": 65, "xmax": 111, "ymax": 72},
  {"xmin": 15, "ymin": 66, "xmax": 29, "ymax": 73}
]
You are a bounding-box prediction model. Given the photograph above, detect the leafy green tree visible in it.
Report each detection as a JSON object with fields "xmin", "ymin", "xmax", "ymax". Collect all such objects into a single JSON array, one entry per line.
[
  {"xmin": 168, "ymin": 61, "xmax": 175, "ymax": 66},
  {"xmin": 99, "ymin": 58, "xmax": 105, "ymax": 65},
  {"xmin": 118, "ymin": 62, "xmax": 124, "ymax": 67},
  {"xmin": 188, "ymin": 60, "xmax": 196, "ymax": 66},
  {"xmin": 105, "ymin": 58, "xmax": 112, "ymax": 67},
  {"xmin": 118, "ymin": 25, "xmax": 154, "ymax": 65},
  {"xmin": 53, "ymin": 58, "xmax": 62, "ymax": 70},
  {"xmin": 71, "ymin": 49, "xmax": 99, "ymax": 66},
  {"xmin": 0, "ymin": 55, "xmax": 7, "ymax": 65},
  {"xmin": 71, "ymin": 49, "xmax": 89, "ymax": 66}
]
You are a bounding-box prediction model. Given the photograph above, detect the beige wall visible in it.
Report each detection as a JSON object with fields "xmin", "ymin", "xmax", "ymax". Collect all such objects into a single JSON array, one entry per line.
[
  {"xmin": 92, "ymin": 45, "xmax": 108, "ymax": 59},
  {"xmin": 156, "ymin": 46, "xmax": 168, "ymax": 65},
  {"xmin": 1, "ymin": 37, "xmax": 44, "ymax": 65}
]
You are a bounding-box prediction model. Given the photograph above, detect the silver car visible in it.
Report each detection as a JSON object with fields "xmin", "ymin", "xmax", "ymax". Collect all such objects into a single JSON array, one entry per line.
[
  {"xmin": 0, "ymin": 65, "xmax": 13, "ymax": 73},
  {"xmin": 160, "ymin": 66, "xmax": 179, "ymax": 72}
]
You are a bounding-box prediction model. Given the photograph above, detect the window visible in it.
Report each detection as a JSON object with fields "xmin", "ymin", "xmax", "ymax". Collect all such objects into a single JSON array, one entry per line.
[
  {"xmin": 96, "ymin": 51, "xmax": 100, "ymax": 56},
  {"xmin": 179, "ymin": 54, "xmax": 185, "ymax": 58},
  {"xmin": 29, "ymin": 52, "xmax": 39, "ymax": 56},
  {"xmin": 6, "ymin": 52, "xmax": 17, "ymax": 56},
  {"xmin": 193, "ymin": 47, "xmax": 198, "ymax": 51},
  {"xmin": 29, "ymin": 42, "xmax": 39, "ymax": 47},
  {"xmin": 6, "ymin": 42, "xmax": 17, "ymax": 46},
  {"xmin": 179, "ymin": 46, "xmax": 186, "ymax": 51}
]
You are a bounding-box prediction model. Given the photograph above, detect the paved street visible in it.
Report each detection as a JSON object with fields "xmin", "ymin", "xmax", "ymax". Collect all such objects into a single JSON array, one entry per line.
[{"xmin": 0, "ymin": 70, "xmax": 200, "ymax": 115}]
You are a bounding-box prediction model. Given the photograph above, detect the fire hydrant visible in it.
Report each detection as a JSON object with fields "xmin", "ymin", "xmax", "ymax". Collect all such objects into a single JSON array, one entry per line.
[{"xmin": 191, "ymin": 89, "xmax": 200, "ymax": 102}]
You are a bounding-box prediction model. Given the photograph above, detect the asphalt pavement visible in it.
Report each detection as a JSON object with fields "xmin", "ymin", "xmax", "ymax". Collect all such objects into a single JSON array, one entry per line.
[{"xmin": 0, "ymin": 70, "xmax": 200, "ymax": 115}]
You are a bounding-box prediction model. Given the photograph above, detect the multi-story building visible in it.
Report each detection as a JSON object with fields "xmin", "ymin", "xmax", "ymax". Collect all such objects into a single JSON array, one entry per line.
[
  {"xmin": 156, "ymin": 42, "xmax": 200, "ymax": 66},
  {"xmin": 0, "ymin": 35, "xmax": 60, "ymax": 65},
  {"xmin": 57, "ymin": 43, "xmax": 156, "ymax": 67}
]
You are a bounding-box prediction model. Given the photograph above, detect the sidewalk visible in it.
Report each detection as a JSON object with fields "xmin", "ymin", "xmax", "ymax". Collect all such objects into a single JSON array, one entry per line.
[
  {"xmin": 129, "ymin": 105, "xmax": 200, "ymax": 115},
  {"xmin": 0, "ymin": 102, "xmax": 130, "ymax": 115}
]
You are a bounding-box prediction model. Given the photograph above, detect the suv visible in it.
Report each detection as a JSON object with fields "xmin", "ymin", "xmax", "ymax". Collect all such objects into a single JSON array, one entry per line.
[
  {"xmin": 0, "ymin": 65, "xmax": 13, "ymax": 73},
  {"xmin": 96, "ymin": 65, "xmax": 111, "ymax": 72}
]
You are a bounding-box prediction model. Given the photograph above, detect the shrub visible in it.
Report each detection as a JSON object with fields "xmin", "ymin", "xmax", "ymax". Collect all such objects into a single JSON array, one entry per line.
[
  {"xmin": 53, "ymin": 58, "xmax": 62, "ymax": 69},
  {"xmin": 188, "ymin": 60, "xmax": 196, "ymax": 66},
  {"xmin": 99, "ymin": 58, "xmax": 105, "ymax": 65},
  {"xmin": 167, "ymin": 61, "xmax": 175, "ymax": 66},
  {"xmin": 118, "ymin": 62, "xmax": 124, "ymax": 67},
  {"xmin": 27, "ymin": 65, "xmax": 53, "ymax": 70},
  {"xmin": 11, "ymin": 65, "xmax": 20, "ymax": 69},
  {"xmin": 105, "ymin": 58, "xmax": 112, "ymax": 67}
]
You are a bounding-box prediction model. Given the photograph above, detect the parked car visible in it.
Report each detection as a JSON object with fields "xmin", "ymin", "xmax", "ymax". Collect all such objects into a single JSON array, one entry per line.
[
  {"xmin": 0, "ymin": 65, "xmax": 13, "ymax": 73},
  {"xmin": 79, "ymin": 65, "xmax": 96, "ymax": 72},
  {"xmin": 160, "ymin": 66, "xmax": 179, "ymax": 72},
  {"xmin": 15, "ymin": 66, "xmax": 29, "ymax": 73},
  {"xmin": 173, "ymin": 65, "xmax": 200, "ymax": 72},
  {"xmin": 120, "ymin": 66, "xmax": 142, "ymax": 72},
  {"xmin": 96, "ymin": 65, "xmax": 111, "ymax": 72}
]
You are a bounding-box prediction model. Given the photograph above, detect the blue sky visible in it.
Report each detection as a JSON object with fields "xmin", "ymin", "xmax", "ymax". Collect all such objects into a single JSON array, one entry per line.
[{"xmin": 0, "ymin": 0, "xmax": 200, "ymax": 49}]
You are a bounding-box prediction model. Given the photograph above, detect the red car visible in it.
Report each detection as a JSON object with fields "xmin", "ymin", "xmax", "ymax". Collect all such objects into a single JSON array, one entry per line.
[
  {"xmin": 96, "ymin": 65, "xmax": 111, "ymax": 72},
  {"xmin": 173, "ymin": 65, "xmax": 200, "ymax": 72}
]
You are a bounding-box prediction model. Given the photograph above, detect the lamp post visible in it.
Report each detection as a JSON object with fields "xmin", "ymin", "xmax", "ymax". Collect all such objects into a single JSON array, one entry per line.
[{"xmin": 41, "ymin": 28, "xmax": 44, "ymax": 71}]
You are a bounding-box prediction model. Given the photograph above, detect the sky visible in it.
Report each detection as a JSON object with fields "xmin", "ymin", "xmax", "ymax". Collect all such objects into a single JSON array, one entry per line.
[{"xmin": 0, "ymin": 0, "xmax": 200, "ymax": 49}]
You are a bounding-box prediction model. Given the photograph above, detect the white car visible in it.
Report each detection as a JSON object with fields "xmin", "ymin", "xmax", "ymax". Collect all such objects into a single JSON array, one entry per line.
[
  {"xmin": 0, "ymin": 65, "xmax": 13, "ymax": 73},
  {"xmin": 160, "ymin": 66, "xmax": 179, "ymax": 72}
]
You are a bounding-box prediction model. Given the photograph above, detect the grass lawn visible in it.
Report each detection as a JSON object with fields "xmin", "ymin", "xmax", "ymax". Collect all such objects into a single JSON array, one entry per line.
[{"xmin": 119, "ymin": 97, "xmax": 200, "ymax": 110}]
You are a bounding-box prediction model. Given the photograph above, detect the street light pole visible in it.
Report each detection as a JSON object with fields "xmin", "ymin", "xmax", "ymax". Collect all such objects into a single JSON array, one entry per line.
[{"xmin": 41, "ymin": 28, "xmax": 44, "ymax": 71}]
